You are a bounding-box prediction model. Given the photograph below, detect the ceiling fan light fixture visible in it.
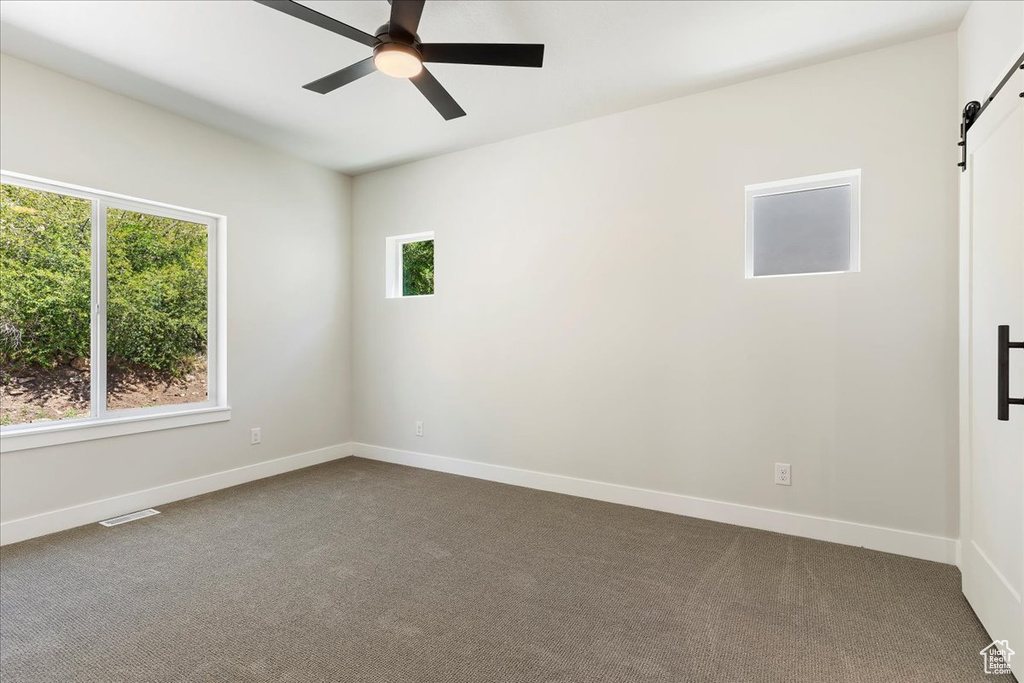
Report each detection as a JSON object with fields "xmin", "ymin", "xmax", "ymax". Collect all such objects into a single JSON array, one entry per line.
[{"xmin": 374, "ymin": 43, "xmax": 423, "ymax": 78}]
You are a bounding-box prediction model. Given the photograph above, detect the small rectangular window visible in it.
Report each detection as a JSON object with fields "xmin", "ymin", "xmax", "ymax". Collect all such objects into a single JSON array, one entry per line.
[
  {"xmin": 386, "ymin": 232, "xmax": 434, "ymax": 298},
  {"xmin": 745, "ymin": 170, "xmax": 860, "ymax": 278}
]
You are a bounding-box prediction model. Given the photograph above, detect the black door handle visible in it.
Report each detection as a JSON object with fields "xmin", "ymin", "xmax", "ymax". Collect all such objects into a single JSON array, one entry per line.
[{"xmin": 998, "ymin": 325, "xmax": 1024, "ymax": 421}]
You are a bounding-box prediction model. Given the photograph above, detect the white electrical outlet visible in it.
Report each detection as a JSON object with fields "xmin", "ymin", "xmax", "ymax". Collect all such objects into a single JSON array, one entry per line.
[
  {"xmin": 415, "ymin": 421, "xmax": 424, "ymax": 437},
  {"xmin": 250, "ymin": 427, "xmax": 262, "ymax": 445},
  {"xmin": 775, "ymin": 463, "xmax": 791, "ymax": 486}
]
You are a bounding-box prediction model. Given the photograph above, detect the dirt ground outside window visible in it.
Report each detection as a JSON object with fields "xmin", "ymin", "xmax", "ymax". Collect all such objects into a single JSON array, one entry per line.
[{"xmin": 0, "ymin": 361, "xmax": 208, "ymax": 425}]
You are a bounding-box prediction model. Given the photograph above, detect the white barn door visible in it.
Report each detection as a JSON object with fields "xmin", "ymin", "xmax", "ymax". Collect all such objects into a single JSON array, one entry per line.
[{"xmin": 960, "ymin": 61, "xmax": 1024, "ymax": 677}]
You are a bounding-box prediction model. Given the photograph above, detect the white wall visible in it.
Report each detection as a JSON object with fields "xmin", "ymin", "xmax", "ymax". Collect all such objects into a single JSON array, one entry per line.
[
  {"xmin": 0, "ymin": 55, "xmax": 352, "ymax": 527},
  {"xmin": 352, "ymin": 35, "xmax": 960, "ymax": 541}
]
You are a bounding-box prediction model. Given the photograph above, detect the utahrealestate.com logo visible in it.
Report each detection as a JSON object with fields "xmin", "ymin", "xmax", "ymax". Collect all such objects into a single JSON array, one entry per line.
[{"xmin": 980, "ymin": 640, "xmax": 1015, "ymax": 675}]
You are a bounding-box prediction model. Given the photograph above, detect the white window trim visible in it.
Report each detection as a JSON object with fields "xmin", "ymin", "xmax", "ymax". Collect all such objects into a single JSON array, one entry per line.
[
  {"xmin": 0, "ymin": 170, "xmax": 229, "ymax": 452},
  {"xmin": 744, "ymin": 169, "xmax": 861, "ymax": 279},
  {"xmin": 385, "ymin": 231, "xmax": 435, "ymax": 299}
]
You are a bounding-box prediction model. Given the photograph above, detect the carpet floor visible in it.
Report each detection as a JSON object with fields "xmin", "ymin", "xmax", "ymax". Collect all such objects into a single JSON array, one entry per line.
[{"xmin": 0, "ymin": 457, "xmax": 999, "ymax": 682}]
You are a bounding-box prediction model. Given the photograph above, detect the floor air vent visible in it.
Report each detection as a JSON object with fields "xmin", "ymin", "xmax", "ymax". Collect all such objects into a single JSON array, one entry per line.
[{"xmin": 99, "ymin": 508, "xmax": 160, "ymax": 527}]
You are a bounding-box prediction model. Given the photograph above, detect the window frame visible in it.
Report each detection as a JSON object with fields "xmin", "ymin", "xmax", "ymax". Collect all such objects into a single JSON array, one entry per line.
[
  {"xmin": 0, "ymin": 171, "xmax": 229, "ymax": 452},
  {"xmin": 385, "ymin": 231, "xmax": 435, "ymax": 299},
  {"xmin": 744, "ymin": 169, "xmax": 861, "ymax": 279}
]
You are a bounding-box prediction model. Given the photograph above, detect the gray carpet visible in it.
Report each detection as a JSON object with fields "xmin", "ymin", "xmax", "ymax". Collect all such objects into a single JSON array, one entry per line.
[{"xmin": 0, "ymin": 457, "xmax": 998, "ymax": 682}]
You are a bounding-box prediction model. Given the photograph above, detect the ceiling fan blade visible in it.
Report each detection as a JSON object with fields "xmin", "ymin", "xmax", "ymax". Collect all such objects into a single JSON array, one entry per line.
[
  {"xmin": 410, "ymin": 67, "xmax": 466, "ymax": 120},
  {"xmin": 389, "ymin": 0, "xmax": 425, "ymax": 40},
  {"xmin": 420, "ymin": 43, "xmax": 544, "ymax": 68},
  {"xmin": 254, "ymin": 0, "xmax": 377, "ymax": 48},
  {"xmin": 303, "ymin": 57, "xmax": 377, "ymax": 94}
]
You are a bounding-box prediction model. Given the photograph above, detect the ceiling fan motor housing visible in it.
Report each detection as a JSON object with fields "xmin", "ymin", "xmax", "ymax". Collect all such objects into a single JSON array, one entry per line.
[{"xmin": 376, "ymin": 22, "xmax": 419, "ymax": 49}]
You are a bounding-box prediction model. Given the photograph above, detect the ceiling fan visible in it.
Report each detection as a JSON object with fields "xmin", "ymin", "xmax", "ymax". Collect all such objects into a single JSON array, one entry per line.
[{"xmin": 254, "ymin": 0, "xmax": 545, "ymax": 120}]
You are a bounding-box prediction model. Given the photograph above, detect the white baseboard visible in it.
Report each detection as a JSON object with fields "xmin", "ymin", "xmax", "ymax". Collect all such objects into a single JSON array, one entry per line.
[
  {"xmin": 353, "ymin": 443, "xmax": 958, "ymax": 565},
  {"xmin": 4, "ymin": 441, "xmax": 957, "ymax": 565},
  {"xmin": 0, "ymin": 442, "xmax": 354, "ymax": 546}
]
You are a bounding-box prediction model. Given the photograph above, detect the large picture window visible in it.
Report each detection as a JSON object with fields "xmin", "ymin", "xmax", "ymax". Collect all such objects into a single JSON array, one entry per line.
[{"xmin": 0, "ymin": 172, "xmax": 227, "ymax": 450}]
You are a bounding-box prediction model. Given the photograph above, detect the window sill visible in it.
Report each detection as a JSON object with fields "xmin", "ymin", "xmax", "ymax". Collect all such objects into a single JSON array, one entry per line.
[{"xmin": 0, "ymin": 406, "xmax": 231, "ymax": 453}]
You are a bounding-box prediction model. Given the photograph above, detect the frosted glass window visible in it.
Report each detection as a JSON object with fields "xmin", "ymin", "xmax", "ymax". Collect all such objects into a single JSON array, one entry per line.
[{"xmin": 745, "ymin": 171, "xmax": 860, "ymax": 278}]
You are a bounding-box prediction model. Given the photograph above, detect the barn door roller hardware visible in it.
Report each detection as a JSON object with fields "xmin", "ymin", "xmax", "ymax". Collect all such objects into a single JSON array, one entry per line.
[{"xmin": 958, "ymin": 51, "xmax": 1024, "ymax": 171}]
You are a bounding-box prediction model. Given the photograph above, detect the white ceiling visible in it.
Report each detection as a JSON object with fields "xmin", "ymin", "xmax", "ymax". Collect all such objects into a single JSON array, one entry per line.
[{"xmin": 0, "ymin": 1, "xmax": 968, "ymax": 175}]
